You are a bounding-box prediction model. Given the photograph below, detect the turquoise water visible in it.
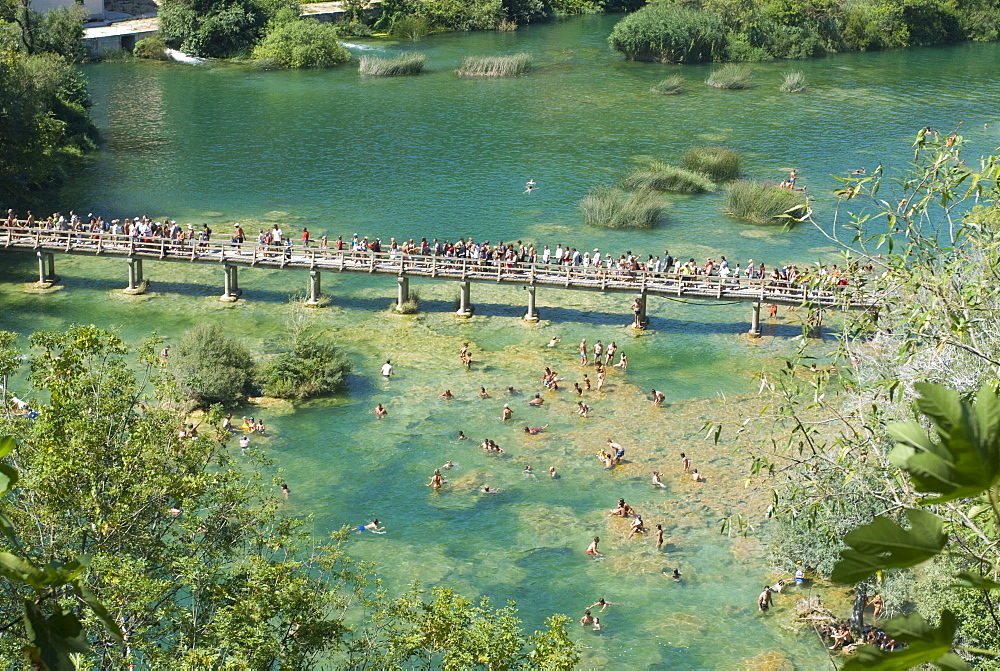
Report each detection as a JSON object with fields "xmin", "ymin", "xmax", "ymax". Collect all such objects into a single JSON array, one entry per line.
[{"xmin": 3, "ymin": 15, "xmax": 1000, "ymax": 667}]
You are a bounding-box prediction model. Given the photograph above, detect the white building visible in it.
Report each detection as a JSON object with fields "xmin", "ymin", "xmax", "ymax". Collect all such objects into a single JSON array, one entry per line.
[{"xmin": 35, "ymin": 0, "xmax": 104, "ymax": 21}]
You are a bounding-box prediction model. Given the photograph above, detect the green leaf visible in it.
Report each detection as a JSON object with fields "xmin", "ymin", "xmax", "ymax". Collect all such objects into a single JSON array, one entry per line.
[
  {"xmin": 830, "ymin": 509, "xmax": 946, "ymax": 584},
  {"xmin": 843, "ymin": 611, "xmax": 967, "ymax": 671},
  {"xmin": 0, "ymin": 552, "xmax": 46, "ymax": 588},
  {"xmin": 888, "ymin": 383, "xmax": 1000, "ymax": 503},
  {"xmin": 0, "ymin": 435, "xmax": 14, "ymax": 459},
  {"xmin": 0, "ymin": 463, "xmax": 18, "ymax": 498},
  {"xmin": 951, "ymin": 570, "xmax": 1000, "ymax": 590},
  {"xmin": 23, "ymin": 600, "xmax": 90, "ymax": 671},
  {"xmin": 72, "ymin": 579, "xmax": 125, "ymax": 644}
]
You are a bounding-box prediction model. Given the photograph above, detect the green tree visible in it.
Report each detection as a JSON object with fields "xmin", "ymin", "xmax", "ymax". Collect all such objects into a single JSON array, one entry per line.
[
  {"xmin": 257, "ymin": 321, "xmax": 352, "ymax": 399},
  {"xmin": 170, "ymin": 322, "xmax": 256, "ymax": 406},
  {"xmin": 158, "ymin": 0, "xmax": 296, "ymax": 58},
  {"xmin": 251, "ymin": 10, "xmax": 351, "ymax": 67}
]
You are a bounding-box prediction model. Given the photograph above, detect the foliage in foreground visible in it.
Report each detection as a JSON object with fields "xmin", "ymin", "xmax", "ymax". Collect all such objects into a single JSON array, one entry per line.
[
  {"xmin": 0, "ymin": 326, "xmax": 580, "ymax": 668},
  {"xmin": 580, "ymin": 185, "xmax": 664, "ymax": 229},
  {"xmin": 252, "ymin": 11, "xmax": 351, "ymax": 68},
  {"xmin": 257, "ymin": 324, "xmax": 351, "ymax": 399},
  {"xmin": 726, "ymin": 135, "xmax": 1000, "ymax": 667},
  {"xmin": 456, "ymin": 53, "xmax": 530, "ymax": 77},
  {"xmin": 680, "ymin": 146, "xmax": 741, "ymax": 182},
  {"xmin": 723, "ymin": 180, "xmax": 807, "ymax": 225},
  {"xmin": 621, "ymin": 161, "xmax": 716, "ymax": 193},
  {"xmin": 359, "ymin": 52, "xmax": 426, "ymax": 76}
]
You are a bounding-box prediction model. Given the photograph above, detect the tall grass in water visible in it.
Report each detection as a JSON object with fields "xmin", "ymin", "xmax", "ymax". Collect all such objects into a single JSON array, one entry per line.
[
  {"xmin": 651, "ymin": 75, "xmax": 685, "ymax": 94},
  {"xmin": 681, "ymin": 146, "xmax": 741, "ymax": 182},
  {"xmin": 621, "ymin": 161, "xmax": 716, "ymax": 193},
  {"xmin": 780, "ymin": 70, "xmax": 807, "ymax": 92},
  {"xmin": 580, "ymin": 186, "xmax": 665, "ymax": 229},
  {"xmin": 359, "ymin": 53, "xmax": 426, "ymax": 76},
  {"xmin": 456, "ymin": 53, "xmax": 530, "ymax": 77},
  {"xmin": 724, "ymin": 180, "xmax": 808, "ymax": 225},
  {"xmin": 706, "ymin": 64, "xmax": 754, "ymax": 89}
]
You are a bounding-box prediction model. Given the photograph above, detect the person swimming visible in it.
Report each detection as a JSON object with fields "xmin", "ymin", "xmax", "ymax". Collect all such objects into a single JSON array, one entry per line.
[
  {"xmin": 427, "ymin": 469, "xmax": 446, "ymax": 489},
  {"xmin": 528, "ymin": 394, "xmax": 544, "ymax": 406},
  {"xmin": 524, "ymin": 425, "xmax": 548, "ymax": 434},
  {"xmin": 358, "ymin": 518, "xmax": 385, "ymax": 533},
  {"xmin": 481, "ymin": 485, "xmax": 500, "ymax": 493}
]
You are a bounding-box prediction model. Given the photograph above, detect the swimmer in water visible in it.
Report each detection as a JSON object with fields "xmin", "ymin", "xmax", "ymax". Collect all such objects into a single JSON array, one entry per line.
[
  {"xmin": 671, "ymin": 568, "xmax": 682, "ymax": 580},
  {"xmin": 281, "ymin": 483, "xmax": 290, "ymax": 498},
  {"xmin": 547, "ymin": 337, "xmax": 560, "ymax": 347},
  {"xmin": 586, "ymin": 536, "xmax": 602, "ymax": 556},
  {"xmin": 652, "ymin": 470, "xmax": 666, "ymax": 488},
  {"xmin": 239, "ymin": 435, "xmax": 250, "ymax": 451},
  {"xmin": 479, "ymin": 387, "xmax": 490, "ymax": 399},
  {"xmin": 588, "ymin": 598, "xmax": 610, "ymax": 612},
  {"xmin": 426, "ymin": 469, "xmax": 446, "ymax": 489},
  {"xmin": 655, "ymin": 524, "xmax": 664, "ymax": 549},
  {"xmin": 457, "ymin": 431, "xmax": 468, "ymax": 441},
  {"xmin": 502, "ymin": 404, "xmax": 513, "ymax": 421},
  {"xmin": 523, "ymin": 465, "xmax": 534, "ymax": 476},
  {"xmin": 524, "ymin": 179, "xmax": 536, "ymax": 194},
  {"xmin": 439, "ymin": 389, "xmax": 454, "ymax": 400},
  {"xmin": 375, "ymin": 403, "xmax": 387, "ymax": 418},
  {"xmin": 580, "ymin": 610, "xmax": 594, "ymax": 626},
  {"xmin": 528, "ymin": 394, "xmax": 544, "ymax": 406},
  {"xmin": 691, "ymin": 469, "xmax": 705, "ymax": 482},
  {"xmin": 442, "ymin": 460, "xmax": 454, "ymax": 469},
  {"xmin": 360, "ymin": 518, "xmax": 384, "ymax": 533},
  {"xmin": 549, "ymin": 466, "xmax": 557, "ymax": 478},
  {"xmin": 593, "ymin": 617, "xmax": 601, "ymax": 631},
  {"xmin": 506, "ymin": 386, "xmax": 519, "ymax": 395},
  {"xmin": 481, "ymin": 485, "xmax": 500, "ymax": 493},
  {"xmin": 577, "ymin": 401, "xmax": 590, "ymax": 417},
  {"xmin": 524, "ymin": 425, "xmax": 548, "ymax": 434}
]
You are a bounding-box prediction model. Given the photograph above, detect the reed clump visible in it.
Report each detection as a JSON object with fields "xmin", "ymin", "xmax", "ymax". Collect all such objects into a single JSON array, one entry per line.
[
  {"xmin": 580, "ymin": 186, "xmax": 665, "ymax": 229},
  {"xmin": 780, "ymin": 70, "xmax": 807, "ymax": 93},
  {"xmin": 393, "ymin": 291, "xmax": 421, "ymax": 314},
  {"xmin": 621, "ymin": 161, "xmax": 716, "ymax": 193},
  {"xmin": 706, "ymin": 64, "xmax": 754, "ymax": 89},
  {"xmin": 681, "ymin": 146, "xmax": 741, "ymax": 182},
  {"xmin": 723, "ymin": 180, "xmax": 808, "ymax": 225},
  {"xmin": 359, "ymin": 53, "xmax": 427, "ymax": 76},
  {"xmin": 456, "ymin": 53, "xmax": 530, "ymax": 77},
  {"xmin": 651, "ymin": 75, "xmax": 685, "ymax": 94}
]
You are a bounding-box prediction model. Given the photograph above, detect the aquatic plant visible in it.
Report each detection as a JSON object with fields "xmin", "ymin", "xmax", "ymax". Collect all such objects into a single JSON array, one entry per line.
[
  {"xmin": 651, "ymin": 75, "xmax": 685, "ymax": 94},
  {"xmin": 723, "ymin": 180, "xmax": 807, "ymax": 225},
  {"xmin": 359, "ymin": 53, "xmax": 427, "ymax": 76},
  {"xmin": 621, "ymin": 161, "xmax": 716, "ymax": 193},
  {"xmin": 456, "ymin": 53, "xmax": 530, "ymax": 77},
  {"xmin": 608, "ymin": 3, "xmax": 726, "ymax": 63},
  {"xmin": 580, "ymin": 186, "xmax": 665, "ymax": 229},
  {"xmin": 780, "ymin": 70, "xmax": 807, "ymax": 93},
  {"xmin": 393, "ymin": 291, "xmax": 421, "ymax": 314},
  {"xmin": 706, "ymin": 64, "xmax": 754, "ymax": 89},
  {"xmin": 680, "ymin": 146, "xmax": 741, "ymax": 182}
]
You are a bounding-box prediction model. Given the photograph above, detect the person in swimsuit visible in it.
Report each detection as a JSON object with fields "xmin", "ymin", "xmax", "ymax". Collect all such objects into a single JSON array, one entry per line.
[
  {"xmin": 691, "ymin": 469, "xmax": 704, "ymax": 482},
  {"xmin": 281, "ymin": 483, "xmax": 290, "ymax": 498},
  {"xmin": 596, "ymin": 368, "xmax": 606, "ymax": 391},
  {"xmin": 655, "ymin": 524, "xmax": 664, "ymax": 549},
  {"xmin": 502, "ymin": 404, "xmax": 513, "ymax": 421},
  {"xmin": 577, "ymin": 401, "xmax": 590, "ymax": 417},
  {"xmin": 255, "ymin": 419, "xmax": 265, "ymax": 434},
  {"xmin": 481, "ymin": 485, "xmax": 500, "ymax": 493},
  {"xmin": 548, "ymin": 466, "xmax": 557, "ymax": 478},
  {"xmin": 582, "ymin": 374, "xmax": 591, "ymax": 390},
  {"xmin": 442, "ymin": 460, "xmax": 454, "ymax": 469},
  {"xmin": 605, "ymin": 342, "xmax": 617, "ymax": 366},
  {"xmin": 528, "ymin": 394, "xmax": 544, "ymax": 406},
  {"xmin": 580, "ymin": 610, "xmax": 594, "ymax": 626},
  {"xmin": 547, "ymin": 337, "xmax": 560, "ymax": 347},
  {"xmin": 588, "ymin": 598, "xmax": 609, "ymax": 612},
  {"xmin": 628, "ymin": 515, "xmax": 646, "ymax": 538},
  {"xmin": 359, "ymin": 519, "xmax": 385, "ymax": 533},
  {"xmin": 579, "ymin": 338, "xmax": 587, "ymax": 365},
  {"xmin": 440, "ymin": 389, "xmax": 454, "ymax": 400},
  {"xmin": 479, "ymin": 387, "xmax": 490, "ymax": 399},
  {"xmin": 457, "ymin": 431, "xmax": 468, "ymax": 441},
  {"xmin": 427, "ymin": 469, "xmax": 446, "ymax": 489},
  {"xmin": 375, "ymin": 403, "xmax": 388, "ymax": 418},
  {"xmin": 524, "ymin": 425, "xmax": 548, "ymax": 434},
  {"xmin": 239, "ymin": 435, "xmax": 250, "ymax": 451},
  {"xmin": 651, "ymin": 389, "xmax": 665, "ymax": 405},
  {"xmin": 758, "ymin": 586, "xmax": 773, "ymax": 612},
  {"xmin": 652, "ymin": 471, "xmax": 666, "ymax": 488},
  {"xmin": 585, "ymin": 537, "xmax": 602, "ymax": 556},
  {"xmin": 524, "ymin": 179, "xmax": 536, "ymax": 194}
]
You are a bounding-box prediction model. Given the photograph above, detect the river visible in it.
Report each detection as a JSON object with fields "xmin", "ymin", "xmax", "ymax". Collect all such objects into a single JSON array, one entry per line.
[{"xmin": 3, "ymin": 13, "xmax": 999, "ymax": 668}]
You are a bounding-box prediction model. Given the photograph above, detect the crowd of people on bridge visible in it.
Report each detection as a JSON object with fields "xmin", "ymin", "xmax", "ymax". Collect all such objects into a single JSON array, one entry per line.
[{"xmin": 4, "ymin": 208, "xmax": 873, "ymax": 288}]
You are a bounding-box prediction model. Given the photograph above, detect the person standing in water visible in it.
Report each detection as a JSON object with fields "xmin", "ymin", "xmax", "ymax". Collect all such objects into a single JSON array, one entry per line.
[
  {"xmin": 427, "ymin": 469, "xmax": 446, "ymax": 490},
  {"xmin": 586, "ymin": 536, "xmax": 602, "ymax": 556},
  {"xmin": 655, "ymin": 524, "xmax": 664, "ymax": 549}
]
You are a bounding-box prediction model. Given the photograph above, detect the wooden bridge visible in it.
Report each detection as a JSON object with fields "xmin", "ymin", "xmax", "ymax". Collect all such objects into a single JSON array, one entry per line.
[{"xmin": 0, "ymin": 226, "xmax": 878, "ymax": 335}]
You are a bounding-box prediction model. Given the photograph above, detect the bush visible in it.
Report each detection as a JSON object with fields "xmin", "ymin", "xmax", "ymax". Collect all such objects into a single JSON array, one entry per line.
[
  {"xmin": 580, "ymin": 186, "xmax": 665, "ymax": 229},
  {"xmin": 608, "ymin": 4, "xmax": 727, "ymax": 63},
  {"xmin": 159, "ymin": 0, "xmax": 288, "ymax": 59},
  {"xmin": 258, "ymin": 328, "xmax": 351, "ymax": 400},
  {"xmin": 252, "ymin": 14, "xmax": 351, "ymax": 68},
  {"xmin": 456, "ymin": 53, "xmax": 530, "ymax": 77},
  {"xmin": 779, "ymin": 70, "xmax": 806, "ymax": 92},
  {"xmin": 706, "ymin": 63, "xmax": 754, "ymax": 89},
  {"xmin": 681, "ymin": 146, "xmax": 741, "ymax": 182},
  {"xmin": 419, "ymin": 0, "xmax": 506, "ymax": 31},
  {"xmin": 393, "ymin": 291, "xmax": 421, "ymax": 314},
  {"xmin": 134, "ymin": 36, "xmax": 169, "ymax": 60},
  {"xmin": 389, "ymin": 14, "xmax": 430, "ymax": 39},
  {"xmin": 651, "ymin": 74, "xmax": 684, "ymax": 94},
  {"xmin": 723, "ymin": 180, "xmax": 808, "ymax": 225},
  {"xmin": 171, "ymin": 323, "xmax": 255, "ymax": 406},
  {"xmin": 359, "ymin": 53, "xmax": 426, "ymax": 75},
  {"xmin": 621, "ymin": 161, "xmax": 716, "ymax": 193}
]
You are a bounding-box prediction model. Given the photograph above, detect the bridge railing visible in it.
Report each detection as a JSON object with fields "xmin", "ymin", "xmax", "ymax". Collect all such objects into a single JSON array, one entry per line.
[{"xmin": 0, "ymin": 225, "xmax": 873, "ymax": 306}]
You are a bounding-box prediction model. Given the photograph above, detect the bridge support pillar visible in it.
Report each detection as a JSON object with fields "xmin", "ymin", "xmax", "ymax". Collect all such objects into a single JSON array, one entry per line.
[
  {"xmin": 35, "ymin": 251, "xmax": 59, "ymax": 287},
  {"xmin": 631, "ymin": 291, "xmax": 647, "ymax": 330},
  {"xmin": 395, "ymin": 276, "xmax": 410, "ymax": 312},
  {"xmin": 305, "ymin": 270, "xmax": 324, "ymax": 307},
  {"xmin": 748, "ymin": 301, "xmax": 762, "ymax": 337},
  {"xmin": 524, "ymin": 285, "xmax": 539, "ymax": 322},
  {"xmin": 124, "ymin": 257, "xmax": 145, "ymax": 295},
  {"xmin": 456, "ymin": 281, "xmax": 473, "ymax": 318},
  {"xmin": 221, "ymin": 263, "xmax": 241, "ymax": 302}
]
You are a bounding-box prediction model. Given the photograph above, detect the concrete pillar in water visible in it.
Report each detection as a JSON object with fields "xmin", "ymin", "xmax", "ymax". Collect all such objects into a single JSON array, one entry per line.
[
  {"xmin": 125, "ymin": 257, "xmax": 143, "ymax": 294},
  {"xmin": 456, "ymin": 281, "xmax": 473, "ymax": 318},
  {"xmin": 305, "ymin": 270, "xmax": 324, "ymax": 307},
  {"xmin": 220, "ymin": 264, "xmax": 240, "ymax": 302},
  {"xmin": 395, "ymin": 276, "xmax": 410, "ymax": 312},
  {"xmin": 524, "ymin": 285, "xmax": 539, "ymax": 322},
  {"xmin": 35, "ymin": 251, "xmax": 58, "ymax": 287},
  {"xmin": 631, "ymin": 291, "xmax": 647, "ymax": 329},
  {"xmin": 748, "ymin": 301, "xmax": 762, "ymax": 337}
]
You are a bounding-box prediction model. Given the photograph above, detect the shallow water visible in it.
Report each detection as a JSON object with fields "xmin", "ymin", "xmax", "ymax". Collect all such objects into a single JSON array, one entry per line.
[{"xmin": 4, "ymin": 14, "xmax": 1000, "ymax": 667}]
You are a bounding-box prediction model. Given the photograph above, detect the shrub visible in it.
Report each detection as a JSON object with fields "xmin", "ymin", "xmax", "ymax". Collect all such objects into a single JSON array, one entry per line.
[
  {"xmin": 779, "ymin": 70, "xmax": 806, "ymax": 92},
  {"xmin": 134, "ymin": 36, "xmax": 169, "ymax": 60},
  {"xmin": 359, "ymin": 53, "xmax": 426, "ymax": 75},
  {"xmin": 419, "ymin": 0, "xmax": 506, "ymax": 31},
  {"xmin": 258, "ymin": 328, "xmax": 351, "ymax": 400},
  {"xmin": 681, "ymin": 146, "xmax": 741, "ymax": 182},
  {"xmin": 393, "ymin": 291, "xmax": 421, "ymax": 314},
  {"xmin": 159, "ymin": 0, "xmax": 283, "ymax": 59},
  {"xmin": 580, "ymin": 186, "xmax": 664, "ymax": 229},
  {"xmin": 171, "ymin": 323, "xmax": 255, "ymax": 406},
  {"xmin": 331, "ymin": 20, "xmax": 374, "ymax": 37},
  {"xmin": 608, "ymin": 4, "xmax": 727, "ymax": 63},
  {"xmin": 252, "ymin": 14, "xmax": 352, "ymax": 68},
  {"xmin": 621, "ymin": 161, "xmax": 716, "ymax": 193},
  {"xmin": 706, "ymin": 63, "xmax": 754, "ymax": 89},
  {"xmin": 723, "ymin": 180, "xmax": 808, "ymax": 225},
  {"xmin": 389, "ymin": 14, "xmax": 430, "ymax": 39},
  {"xmin": 456, "ymin": 53, "xmax": 530, "ymax": 77},
  {"xmin": 651, "ymin": 74, "xmax": 684, "ymax": 94}
]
